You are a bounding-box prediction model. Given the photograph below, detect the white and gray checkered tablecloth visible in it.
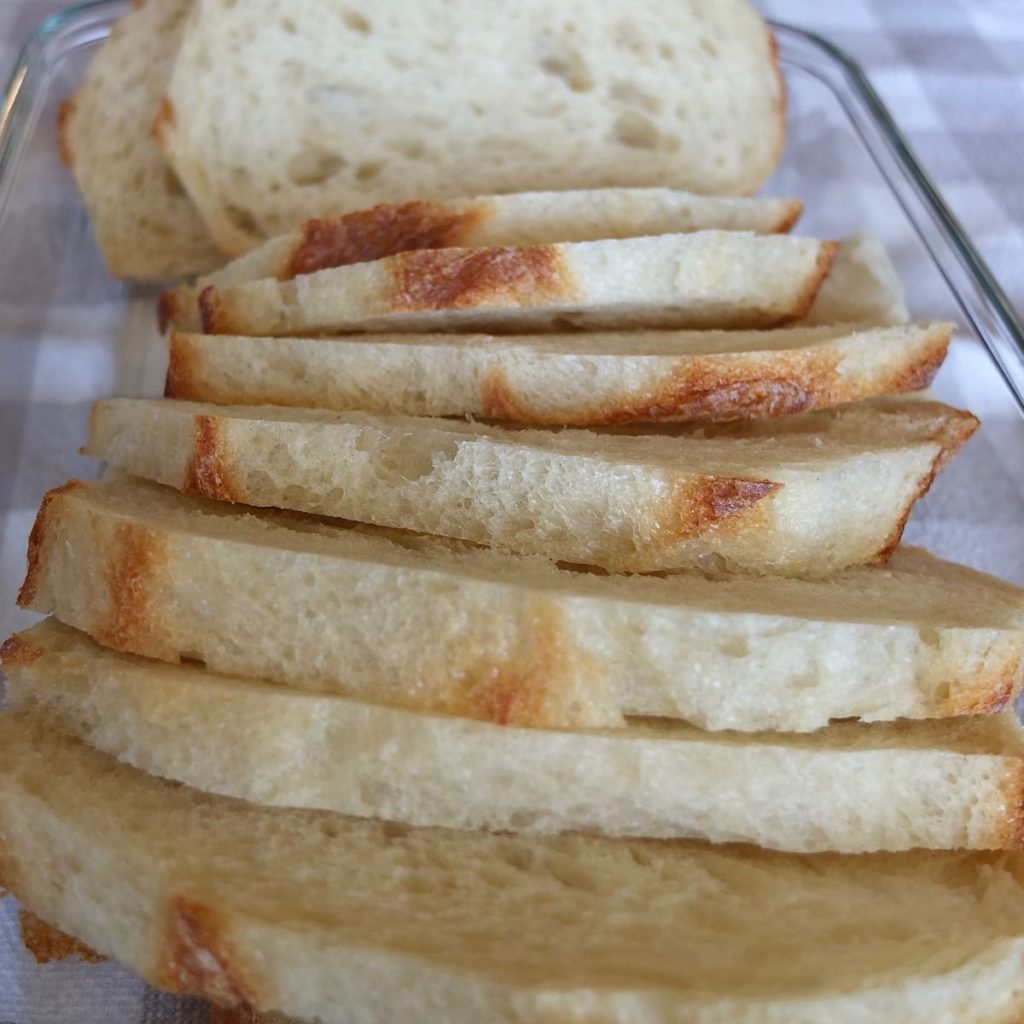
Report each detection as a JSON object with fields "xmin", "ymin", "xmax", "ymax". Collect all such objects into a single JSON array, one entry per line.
[{"xmin": 1, "ymin": 1, "xmax": 1024, "ymax": 1021}]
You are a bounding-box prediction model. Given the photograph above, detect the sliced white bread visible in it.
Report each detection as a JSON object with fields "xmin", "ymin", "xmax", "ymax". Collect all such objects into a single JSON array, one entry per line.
[
  {"xmin": 5, "ymin": 716, "xmax": 1024, "ymax": 1024},
  {"xmin": 803, "ymin": 232, "xmax": 909, "ymax": 326},
  {"xmin": 166, "ymin": 322, "xmax": 951, "ymax": 425},
  {"xmin": 58, "ymin": 0, "xmax": 222, "ymax": 279},
  {"xmin": 7, "ymin": 619, "xmax": 1024, "ymax": 853},
  {"xmin": 196, "ymin": 233, "xmax": 837, "ymax": 336},
  {"xmin": 81, "ymin": 397, "xmax": 977, "ymax": 575},
  {"xmin": 18, "ymin": 477, "xmax": 1020, "ymax": 731},
  {"xmin": 156, "ymin": 0, "xmax": 785, "ymax": 254},
  {"xmin": 158, "ymin": 188, "xmax": 802, "ymax": 332}
]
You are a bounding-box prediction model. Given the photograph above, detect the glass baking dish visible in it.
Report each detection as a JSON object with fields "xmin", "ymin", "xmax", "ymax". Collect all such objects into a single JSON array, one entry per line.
[{"xmin": 2, "ymin": 4, "xmax": 1024, "ymax": 1021}]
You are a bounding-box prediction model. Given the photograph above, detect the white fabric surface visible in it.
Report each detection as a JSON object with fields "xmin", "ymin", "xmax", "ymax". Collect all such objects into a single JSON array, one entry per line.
[{"xmin": 0, "ymin": 2, "xmax": 1023, "ymax": 1022}]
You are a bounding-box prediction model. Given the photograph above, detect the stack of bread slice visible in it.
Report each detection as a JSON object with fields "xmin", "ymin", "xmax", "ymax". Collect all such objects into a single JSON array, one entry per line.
[
  {"xmin": 59, "ymin": 0, "xmax": 789, "ymax": 278},
  {"xmin": 5, "ymin": 190, "xmax": 1024, "ymax": 1023}
]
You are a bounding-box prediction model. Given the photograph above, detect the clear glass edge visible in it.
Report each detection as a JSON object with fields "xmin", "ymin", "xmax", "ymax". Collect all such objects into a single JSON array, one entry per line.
[
  {"xmin": 0, "ymin": 0, "xmax": 129, "ymax": 226},
  {"xmin": 771, "ymin": 21, "xmax": 1024, "ymax": 416},
  {"xmin": 0, "ymin": 6, "xmax": 1021, "ymax": 415}
]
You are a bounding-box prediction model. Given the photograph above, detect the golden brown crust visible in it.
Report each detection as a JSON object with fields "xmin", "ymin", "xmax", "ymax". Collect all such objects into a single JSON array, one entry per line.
[
  {"xmin": 56, "ymin": 99, "xmax": 76, "ymax": 169},
  {"xmin": 483, "ymin": 327, "xmax": 950, "ymax": 426},
  {"xmin": 942, "ymin": 650, "xmax": 1024, "ymax": 717},
  {"xmin": 774, "ymin": 199, "xmax": 803, "ymax": 234},
  {"xmin": 183, "ymin": 415, "xmax": 243, "ymax": 502},
  {"xmin": 874, "ymin": 404, "xmax": 979, "ymax": 564},
  {"xmin": 0, "ymin": 632, "xmax": 47, "ymax": 671},
  {"xmin": 784, "ymin": 240, "xmax": 840, "ymax": 323},
  {"xmin": 165, "ymin": 334, "xmax": 203, "ymax": 399},
  {"xmin": 151, "ymin": 96, "xmax": 175, "ymax": 146},
  {"xmin": 885, "ymin": 325, "xmax": 950, "ymax": 393},
  {"xmin": 392, "ymin": 245, "xmax": 577, "ymax": 312},
  {"xmin": 158, "ymin": 290, "xmax": 180, "ymax": 334},
  {"xmin": 670, "ymin": 476, "xmax": 780, "ymax": 540},
  {"xmin": 873, "ymin": 462, "xmax": 942, "ymax": 565},
  {"xmin": 99, "ymin": 521, "xmax": 166, "ymax": 652},
  {"xmin": 481, "ymin": 370, "xmax": 532, "ymax": 422},
  {"xmin": 19, "ymin": 909, "xmax": 106, "ymax": 964},
  {"xmin": 996, "ymin": 763, "xmax": 1024, "ymax": 850},
  {"xmin": 17, "ymin": 481, "xmax": 87, "ymax": 608},
  {"xmin": 451, "ymin": 603, "xmax": 605, "ymax": 728},
  {"xmin": 199, "ymin": 285, "xmax": 223, "ymax": 333},
  {"xmin": 160, "ymin": 896, "xmax": 259, "ymax": 1006},
  {"xmin": 282, "ymin": 201, "xmax": 488, "ymax": 280},
  {"xmin": 930, "ymin": 407, "xmax": 980, "ymax": 471}
]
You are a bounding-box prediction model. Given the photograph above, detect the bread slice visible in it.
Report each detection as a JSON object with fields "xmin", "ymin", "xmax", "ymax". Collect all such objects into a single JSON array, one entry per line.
[
  {"xmin": 18, "ymin": 477, "xmax": 1020, "ymax": 731},
  {"xmin": 5, "ymin": 715, "xmax": 1024, "ymax": 1024},
  {"xmin": 156, "ymin": 0, "xmax": 785, "ymax": 254},
  {"xmin": 165, "ymin": 322, "xmax": 951, "ymax": 425},
  {"xmin": 196, "ymin": 233, "xmax": 838, "ymax": 336},
  {"xmin": 7, "ymin": 619, "xmax": 1024, "ymax": 853},
  {"xmin": 81, "ymin": 397, "xmax": 976, "ymax": 575},
  {"xmin": 803, "ymin": 232, "xmax": 908, "ymax": 326},
  {"xmin": 158, "ymin": 188, "xmax": 802, "ymax": 332},
  {"xmin": 58, "ymin": 0, "xmax": 222, "ymax": 279}
]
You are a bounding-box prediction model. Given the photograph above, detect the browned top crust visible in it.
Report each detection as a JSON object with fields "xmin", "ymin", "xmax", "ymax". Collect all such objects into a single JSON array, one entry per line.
[
  {"xmin": 18, "ymin": 909, "xmax": 106, "ymax": 965},
  {"xmin": 670, "ymin": 476, "xmax": 780, "ymax": 540},
  {"xmin": 930, "ymin": 408, "xmax": 980, "ymax": 471},
  {"xmin": 0, "ymin": 632, "xmax": 46, "ymax": 671},
  {"xmin": 784, "ymin": 240, "xmax": 840, "ymax": 323},
  {"xmin": 157, "ymin": 289, "xmax": 180, "ymax": 334},
  {"xmin": 160, "ymin": 895, "xmax": 260, "ymax": 1006},
  {"xmin": 183, "ymin": 415, "xmax": 243, "ymax": 502},
  {"xmin": 198, "ymin": 285, "xmax": 222, "ymax": 333},
  {"xmin": 151, "ymin": 96, "xmax": 175, "ymax": 144},
  {"xmin": 282, "ymin": 201, "xmax": 488, "ymax": 279},
  {"xmin": 392, "ymin": 245, "xmax": 577, "ymax": 311},
  {"xmin": 100, "ymin": 521, "xmax": 165, "ymax": 652},
  {"xmin": 17, "ymin": 480, "xmax": 87, "ymax": 608},
  {"xmin": 165, "ymin": 332, "xmax": 200, "ymax": 399}
]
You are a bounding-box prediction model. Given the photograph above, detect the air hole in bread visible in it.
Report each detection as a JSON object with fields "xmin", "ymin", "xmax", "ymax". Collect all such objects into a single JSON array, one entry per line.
[
  {"xmin": 342, "ymin": 8, "xmax": 371, "ymax": 32},
  {"xmin": 355, "ymin": 161, "xmax": 383, "ymax": 182},
  {"xmin": 287, "ymin": 148, "xmax": 346, "ymax": 186},
  {"xmin": 612, "ymin": 112, "xmax": 660, "ymax": 150},
  {"xmin": 614, "ymin": 20, "xmax": 648, "ymax": 56},
  {"xmin": 391, "ymin": 138, "xmax": 425, "ymax": 159},
  {"xmin": 717, "ymin": 638, "xmax": 750, "ymax": 659},
  {"xmin": 610, "ymin": 80, "xmax": 661, "ymax": 114},
  {"xmin": 223, "ymin": 202, "xmax": 260, "ymax": 238},
  {"xmin": 700, "ymin": 36, "xmax": 720, "ymax": 59},
  {"xmin": 538, "ymin": 46, "xmax": 593, "ymax": 93}
]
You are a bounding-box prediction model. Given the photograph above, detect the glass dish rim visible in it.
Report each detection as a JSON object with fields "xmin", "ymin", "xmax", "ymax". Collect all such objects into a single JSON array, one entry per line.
[{"xmin": 2, "ymin": 0, "xmax": 1023, "ymax": 412}]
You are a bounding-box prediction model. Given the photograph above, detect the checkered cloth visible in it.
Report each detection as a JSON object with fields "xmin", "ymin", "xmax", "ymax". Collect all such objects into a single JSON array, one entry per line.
[
  {"xmin": 1, "ymin": 1, "xmax": 1024, "ymax": 1021},
  {"xmin": 760, "ymin": 0, "xmax": 1024, "ymax": 317}
]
